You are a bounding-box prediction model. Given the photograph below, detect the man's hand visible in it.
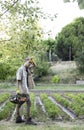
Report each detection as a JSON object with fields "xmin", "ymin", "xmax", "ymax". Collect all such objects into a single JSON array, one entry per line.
[{"xmin": 16, "ymin": 89, "xmax": 20, "ymax": 94}]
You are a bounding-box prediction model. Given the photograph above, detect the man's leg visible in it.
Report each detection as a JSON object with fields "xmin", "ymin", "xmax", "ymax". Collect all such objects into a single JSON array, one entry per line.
[
  {"xmin": 26, "ymin": 95, "xmax": 31, "ymax": 120},
  {"xmin": 16, "ymin": 103, "xmax": 22, "ymax": 117},
  {"xmin": 16, "ymin": 103, "xmax": 25, "ymax": 123},
  {"xmin": 25, "ymin": 95, "xmax": 37, "ymax": 125}
]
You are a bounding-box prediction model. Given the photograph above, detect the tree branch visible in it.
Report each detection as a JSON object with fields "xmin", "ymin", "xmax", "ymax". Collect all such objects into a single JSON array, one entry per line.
[{"xmin": 0, "ymin": 0, "xmax": 19, "ymax": 17}]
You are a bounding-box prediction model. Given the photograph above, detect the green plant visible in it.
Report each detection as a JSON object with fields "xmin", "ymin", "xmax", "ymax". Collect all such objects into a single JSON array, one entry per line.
[
  {"xmin": 0, "ymin": 62, "xmax": 11, "ymax": 80},
  {"xmin": 34, "ymin": 61, "xmax": 50, "ymax": 78},
  {"xmin": 30, "ymin": 93, "xmax": 37, "ymax": 117},
  {"xmin": 75, "ymin": 51, "xmax": 84, "ymax": 74},
  {"xmin": 52, "ymin": 75, "xmax": 59, "ymax": 83},
  {"xmin": 0, "ymin": 93, "xmax": 10, "ymax": 104},
  {"xmin": 53, "ymin": 93, "xmax": 69, "ymax": 108},
  {"xmin": 0, "ymin": 101, "xmax": 15, "ymax": 120},
  {"xmin": 40, "ymin": 93, "xmax": 61, "ymax": 119}
]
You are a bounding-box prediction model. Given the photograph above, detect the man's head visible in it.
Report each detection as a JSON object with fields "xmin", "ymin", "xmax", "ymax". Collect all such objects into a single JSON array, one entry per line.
[{"xmin": 24, "ymin": 57, "xmax": 36, "ymax": 69}]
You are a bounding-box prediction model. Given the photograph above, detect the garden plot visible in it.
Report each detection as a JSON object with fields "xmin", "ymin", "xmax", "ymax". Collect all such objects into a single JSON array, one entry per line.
[
  {"xmin": 0, "ymin": 92, "xmax": 84, "ymax": 122},
  {"xmin": 48, "ymin": 96, "xmax": 75, "ymax": 120}
]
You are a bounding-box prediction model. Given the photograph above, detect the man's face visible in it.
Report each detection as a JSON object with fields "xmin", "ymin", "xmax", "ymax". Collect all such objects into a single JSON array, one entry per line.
[{"xmin": 25, "ymin": 59, "xmax": 34, "ymax": 68}]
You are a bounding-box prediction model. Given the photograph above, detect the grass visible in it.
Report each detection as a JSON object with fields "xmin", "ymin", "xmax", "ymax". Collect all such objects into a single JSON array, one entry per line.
[
  {"xmin": 35, "ymin": 84, "xmax": 84, "ymax": 91},
  {"xmin": 0, "ymin": 121, "xmax": 84, "ymax": 130},
  {"xmin": 0, "ymin": 83, "xmax": 84, "ymax": 91}
]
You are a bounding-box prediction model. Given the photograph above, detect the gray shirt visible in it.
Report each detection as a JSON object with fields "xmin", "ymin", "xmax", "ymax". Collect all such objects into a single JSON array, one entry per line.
[{"xmin": 16, "ymin": 65, "xmax": 29, "ymax": 94}]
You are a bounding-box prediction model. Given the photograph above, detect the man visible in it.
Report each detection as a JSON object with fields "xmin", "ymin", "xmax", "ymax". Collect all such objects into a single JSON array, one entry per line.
[{"xmin": 16, "ymin": 57, "xmax": 37, "ymax": 125}]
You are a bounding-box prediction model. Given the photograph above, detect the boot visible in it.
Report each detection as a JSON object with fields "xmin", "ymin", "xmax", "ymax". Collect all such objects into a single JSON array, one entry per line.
[
  {"xmin": 16, "ymin": 116, "xmax": 25, "ymax": 123},
  {"xmin": 25, "ymin": 117, "xmax": 37, "ymax": 125}
]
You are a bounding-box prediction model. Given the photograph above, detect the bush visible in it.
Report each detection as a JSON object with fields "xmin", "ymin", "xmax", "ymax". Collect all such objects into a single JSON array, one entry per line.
[
  {"xmin": 0, "ymin": 60, "xmax": 19, "ymax": 81},
  {"xmin": 0, "ymin": 62, "xmax": 11, "ymax": 80},
  {"xmin": 75, "ymin": 51, "xmax": 84, "ymax": 74},
  {"xmin": 52, "ymin": 75, "xmax": 59, "ymax": 83},
  {"xmin": 34, "ymin": 61, "xmax": 50, "ymax": 78}
]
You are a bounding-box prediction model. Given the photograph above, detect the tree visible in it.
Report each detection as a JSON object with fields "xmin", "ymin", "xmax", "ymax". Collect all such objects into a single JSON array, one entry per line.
[
  {"xmin": 0, "ymin": 0, "xmax": 43, "ymax": 58},
  {"xmin": 55, "ymin": 17, "xmax": 84, "ymax": 61},
  {"xmin": 0, "ymin": 0, "xmax": 54, "ymax": 80},
  {"xmin": 75, "ymin": 51, "xmax": 84, "ymax": 74},
  {"xmin": 63, "ymin": 0, "xmax": 84, "ymax": 9},
  {"xmin": 0, "ymin": 0, "xmax": 46, "ymax": 80},
  {"xmin": 43, "ymin": 38, "xmax": 56, "ymax": 62}
]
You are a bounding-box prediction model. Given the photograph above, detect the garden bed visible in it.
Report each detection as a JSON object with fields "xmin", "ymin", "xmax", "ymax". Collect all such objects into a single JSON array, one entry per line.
[{"xmin": 0, "ymin": 91, "xmax": 84, "ymax": 122}]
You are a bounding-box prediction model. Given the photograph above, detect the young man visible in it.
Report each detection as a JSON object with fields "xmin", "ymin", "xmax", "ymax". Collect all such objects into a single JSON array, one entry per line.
[{"xmin": 16, "ymin": 57, "xmax": 37, "ymax": 125}]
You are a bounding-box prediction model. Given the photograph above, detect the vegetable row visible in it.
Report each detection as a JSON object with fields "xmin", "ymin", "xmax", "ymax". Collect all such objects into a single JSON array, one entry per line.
[{"xmin": 0, "ymin": 92, "xmax": 84, "ymax": 121}]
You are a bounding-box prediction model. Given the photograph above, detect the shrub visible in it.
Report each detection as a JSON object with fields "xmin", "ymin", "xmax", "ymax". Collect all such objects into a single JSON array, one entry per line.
[
  {"xmin": 0, "ymin": 62, "xmax": 11, "ymax": 80},
  {"xmin": 75, "ymin": 51, "xmax": 84, "ymax": 74},
  {"xmin": 52, "ymin": 75, "xmax": 59, "ymax": 83},
  {"xmin": 34, "ymin": 61, "xmax": 50, "ymax": 78}
]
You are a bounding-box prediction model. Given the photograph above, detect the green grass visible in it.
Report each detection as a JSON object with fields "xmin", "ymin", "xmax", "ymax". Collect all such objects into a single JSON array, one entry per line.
[
  {"xmin": 0, "ymin": 121, "xmax": 84, "ymax": 130},
  {"xmin": 35, "ymin": 85, "xmax": 84, "ymax": 91},
  {"xmin": 0, "ymin": 83, "xmax": 84, "ymax": 91}
]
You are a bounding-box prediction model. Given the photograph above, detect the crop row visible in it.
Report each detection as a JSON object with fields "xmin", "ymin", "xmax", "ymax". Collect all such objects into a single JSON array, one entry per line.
[
  {"xmin": 40, "ymin": 93, "xmax": 70, "ymax": 120},
  {"xmin": 0, "ymin": 92, "xmax": 84, "ymax": 121},
  {"xmin": 53, "ymin": 93, "xmax": 69, "ymax": 108},
  {"xmin": 0, "ymin": 93, "xmax": 10, "ymax": 104},
  {"xmin": 0, "ymin": 101, "xmax": 15, "ymax": 120},
  {"xmin": 65, "ymin": 93, "xmax": 84, "ymax": 117},
  {"xmin": 53, "ymin": 93, "xmax": 84, "ymax": 117}
]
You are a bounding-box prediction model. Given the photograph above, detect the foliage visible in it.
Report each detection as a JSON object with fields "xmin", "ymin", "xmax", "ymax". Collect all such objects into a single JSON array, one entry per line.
[
  {"xmin": 0, "ymin": 93, "xmax": 10, "ymax": 104},
  {"xmin": 0, "ymin": 92, "xmax": 84, "ymax": 122},
  {"xmin": 43, "ymin": 38, "xmax": 56, "ymax": 61},
  {"xmin": 34, "ymin": 61, "xmax": 50, "ymax": 78},
  {"xmin": 0, "ymin": 101, "xmax": 15, "ymax": 120},
  {"xmin": 33, "ymin": 44, "xmax": 50, "ymax": 79},
  {"xmin": 30, "ymin": 93, "xmax": 37, "ymax": 117},
  {"xmin": 40, "ymin": 93, "xmax": 61, "ymax": 119},
  {"xmin": 0, "ymin": 62, "xmax": 11, "ymax": 80},
  {"xmin": 65, "ymin": 93, "xmax": 84, "ymax": 116},
  {"xmin": 53, "ymin": 93, "xmax": 69, "ymax": 108},
  {"xmin": 43, "ymin": 38, "xmax": 56, "ymax": 52},
  {"xmin": 52, "ymin": 75, "xmax": 59, "ymax": 83},
  {"xmin": 63, "ymin": 0, "xmax": 84, "ymax": 9},
  {"xmin": 75, "ymin": 51, "xmax": 84, "ymax": 74},
  {"xmin": 70, "ymin": 95, "xmax": 84, "ymax": 116},
  {"xmin": 0, "ymin": 0, "xmax": 48, "ymax": 80},
  {"xmin": 55, "ymin": 17, "xmax": 84, "ymax": 61}
]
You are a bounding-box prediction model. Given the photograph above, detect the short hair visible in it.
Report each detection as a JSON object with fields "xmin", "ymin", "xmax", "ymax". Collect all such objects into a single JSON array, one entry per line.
[
  {"xmin": 25, "ymin": 57, "xmax": 36, "ymax": 67},
  {"xmin": 24, "ymin": 57, "xmax": 30, "ymax": 62},
  {"xmin": 24, "ymin": 57, "xmax": 33, "ymax": 62}
]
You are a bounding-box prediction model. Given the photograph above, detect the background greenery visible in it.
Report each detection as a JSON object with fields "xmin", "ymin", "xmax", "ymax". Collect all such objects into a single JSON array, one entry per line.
[{"xmin": 0, "ymin": 0, "xmax": 84, "ymax": 82}]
